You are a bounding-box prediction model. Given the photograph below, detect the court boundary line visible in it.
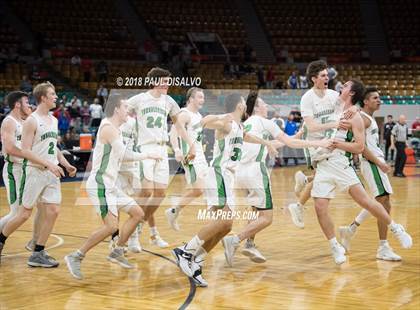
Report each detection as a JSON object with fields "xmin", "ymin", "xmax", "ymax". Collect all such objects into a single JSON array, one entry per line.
[{"xmin": 1, "ymin": 230, "xmax": 196, "ymax": 310}]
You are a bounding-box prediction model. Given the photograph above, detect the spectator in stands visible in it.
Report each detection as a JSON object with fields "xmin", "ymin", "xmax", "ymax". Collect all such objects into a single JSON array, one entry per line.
[
  {"xmin": 89, "ymin": 97, "xmax": 103, "ymax": 130},
  {"xmin": 257, "ymin": 66, "xmax": 265, "ymax": 89},
  {"xmin": 68, "ymin": 95, "xmax": 82, "ymax": 108},
  {"xmin": 391, "ymin": 115, "xmax": 408, "ymax": 177},
  {"xmin": 299, "ymin": 72, "xmax": 308, "ymax": 89},
  {"xmin": 96, "ymin": 60, "xmax": 108, "ymax": 82},
  {"xmin": 275, "ymin": 80, "xmax": 284, "ymax": 89},
  {"xmin": 20, "ymin": 75, "xmax": 33, "ymax": 93},
  {"xmin": 266, "ymin": 66, "xmax": 275, "ymax": 89},
  {"xmin": 97, "ymin": 84, "xmax": 108, "ymax": 104},
  {"xmin": 287, "ymin": 71, "xmax": 298, "ymax": 89},
  {"xmin": 57, "ymin": 135, "xmax": 66, "ymax": 151},
  {"xmin": 71, "ymin": 54, "xmax": 81, "ymax": 66},
  {"xmin": 283, "ymin": 112, "xmax": 299, "ymax": 165},
  {"xmin": 68, "ymin": 100, "xmax": 81, "ymax": 130},
  {"xmin": 412, "ymin": 117, "xmax": 420, "ymax": 132},
  {"xmin": 63, "ymin": 131, "xmax": 79, "ymax": 150},
  {"xmin": 60, "ymin": 94, "xmax": 68, "ymax": 106},
  {"xmin": 327, "ymin": 66, "xmax": 338, "ymax": 89},
  {"xmin": 80, "ymin": 101, "xmax": 91, "ymax": 127},
  {"xmin": 384, "ymin": 114, "xmax": 396, "ymax": 161},
  {"xmin": 181, "ymin": 41, "xmax": 192, "ymax": 64},
  {"xmin": 81, "ymin": 56, "xmax": 92, "ymax": 82},
  {"xmin": 55, "ymin": 104, "xmax": 71, "ymax": 136}
]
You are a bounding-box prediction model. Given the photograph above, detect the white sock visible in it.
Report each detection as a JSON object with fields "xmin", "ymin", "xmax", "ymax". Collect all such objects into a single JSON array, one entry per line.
[
  {"xmin": 150, "ymin": 226, "xmax": 158, "ymax": 236},
  {"xmin": 329, "ymin": 237, "xmax": 339, "ymax": 247},
  {"xmin": 355, "ymin": 209, "xmax": 370, "ymax": 225},
  {"xmin": 388, "ymin": 220, "xmax": 397, "ymax": 230},
  {"xmin": 379, "ymin": 240, "xmax": 388, "ymax": 247},
  {"xmin": 194, "ymin": 247, "xmax": 207, "ymax": 265},
  {"xmin": 349, "ymin": 222, "xmax": 359, "ymax": 233},
  {"xmin": 232, "ymin": 235, "xmax": 240, "ymax": 246},
  {"xmin": 185, "ymin": 235, "xmax": 204, "ymax": 254},
  {"xmin": 76, "ymin": 250, "xmax": 85, "ymax": 258}
]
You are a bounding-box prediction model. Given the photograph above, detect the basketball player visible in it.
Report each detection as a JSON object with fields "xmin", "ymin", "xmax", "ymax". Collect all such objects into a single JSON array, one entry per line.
[
  {"xmin": 166, "ymin": 87, "xmax": 230, "ymax": 231},
  {"xmin": 117, "ymin": 114, "xmax": 146, "ymax": 253},
  {"xmin": 126, "ymin": 67, "xmax": 195, "ymax": 248},
  {"xmin": 339, "ymin": 87, "xmax": 401, "ymax": 261},
  {"xmin": 0, "ymin": 92, "xmax": 32, "ymax": 235},
  {"xmin": 172, "ymin": 93, "xmax": 279, "ymax": 287},
  {"xmin": 301, "ymin": 64, "xmax": 412, "ymax": 264},
  {"xmin": 0, "ymin": 82, "xmax": 76, "ymax": 267},
  {"xmin": 222, "ymin": 93, "xmax": 332, "ymax": 266},
  {"xmin": 64, "ymin": 97, "xmax": 162, "ymax": 280}
]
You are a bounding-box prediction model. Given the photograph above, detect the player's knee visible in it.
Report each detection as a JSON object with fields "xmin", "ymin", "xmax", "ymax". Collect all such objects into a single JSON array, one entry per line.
[
  {"xmin": 222, "ymin": 219, "xmax": 233, "ymax": 232},
  {"xmin": 141, "ymin": 188, "xmax": 153, "ymax": 199},
  {"xmin": 314, "ymin": 203, "xmax": 327, "ymax": 216},
  {"xmin": 130, "ymin": 206, "xmax": 144, "ymax": 222},
  {"xmin": 20, "ymin": 208, "xmax": 32, "ymax": 221},
  {"xmin": 46, "ymin": 205, "xmax": 60, "ymax": 218},
  {"xmin": 154, "ymin": 188, "xmax": 165, "ymax": 198},
  {"xmin": 192, "ymin": 188, "xmax": 204, "ymax": 197}
]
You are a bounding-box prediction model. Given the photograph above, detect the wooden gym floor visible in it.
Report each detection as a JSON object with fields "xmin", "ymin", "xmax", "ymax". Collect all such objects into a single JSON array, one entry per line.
[{"xmin": 0, "ymin": 166, "xmax": 419, "ymax": 309}]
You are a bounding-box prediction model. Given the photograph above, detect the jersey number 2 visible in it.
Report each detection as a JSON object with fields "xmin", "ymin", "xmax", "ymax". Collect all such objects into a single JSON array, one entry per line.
[{"xmin": 48, "ymin": 142, "xmax": 55, "ymax": 155}]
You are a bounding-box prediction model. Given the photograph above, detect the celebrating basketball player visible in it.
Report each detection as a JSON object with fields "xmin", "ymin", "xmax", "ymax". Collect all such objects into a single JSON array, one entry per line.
[
  {"xmin": 222, "ymin": 92, "xmax": 332, "ymax": 266},
  {"xmin": 172, "ymin": 93, "xmax": 279, "ymax": 287},
  {"xmin": 301, "ymin": 60, "xmax": 412, "ymax": 264},
  {"xmin": 339, "ymin": 87, "xmax": 402, "ymax": 261},
  {"xmin": 64, "ymin": 96, "xmax": 161, "ymax": 280},
  {"xmin": 126, "ymin": 67, "xmax": 195, "ymax": 249}
]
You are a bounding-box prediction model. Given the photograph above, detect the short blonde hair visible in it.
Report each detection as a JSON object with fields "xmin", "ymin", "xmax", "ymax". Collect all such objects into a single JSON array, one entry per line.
[{"xmin": 33, "ymin": 82, "xmax": 55, "ymax": 103}]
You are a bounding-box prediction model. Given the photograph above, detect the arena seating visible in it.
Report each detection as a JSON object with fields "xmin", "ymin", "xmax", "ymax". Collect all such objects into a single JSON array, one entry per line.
[
  {"xmin": 132, "ymin": 0, "xmax": 246, "ymax": 51},
  {"xmin": 253, "ymin": 0, "xmax": 366, "ymax": 62},
  {"xmin": 378, "ymin": 0, "xmax": 420, "ymax": 59},
  {"xmin": 10, "ymin": 0, "xmax": 138, "ymax": 59}
]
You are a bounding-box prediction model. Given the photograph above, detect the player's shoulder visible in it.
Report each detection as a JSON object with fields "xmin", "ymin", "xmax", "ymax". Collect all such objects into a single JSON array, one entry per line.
[
  {"xmin": 0, "ymin": 115, "xmax": 14, "ymax": 130},
  {"xmin": 301, "ymin": 88, "xmax": 315, "ymax": 100},
  {"xmin": 326, "ymin": 89, "xmax": 339, "ymax": 99}
]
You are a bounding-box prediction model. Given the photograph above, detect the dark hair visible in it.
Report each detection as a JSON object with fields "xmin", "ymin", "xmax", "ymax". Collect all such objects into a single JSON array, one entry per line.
[
  {"xmin": 147, "ymin": 67, "xmax": 172, "ymax": 79},
  {"xmin": 104, "ymin": 93, "xmax": 125, "ymax": 117},
  {"xmin": 387, "ymin": 115, "xmax": 393, "ymax": 118},
  {"xmin": 186, "ymin": 87, "xmax": 203, "ymax": 102},
  {"xmin": 360, "ymin": 87, "xmax": 379, "ymax": 107},
  {"xmin": 245, "ymin": 91, "xmax": 258, "ymax": 119},
  {"xmin": 306, "ymin": 60, "xmax": 328, "ymax": 87},
  {"xmin": 225, "ymin": 93, "xmax": 243, "ymax": 113},
  {"xmin": 349, "ymin": 79, "xmax": 365, "ymax": 105},
  {"xmin": 6, "ymin": 91, "xmax": 28, "ymax": 110}
]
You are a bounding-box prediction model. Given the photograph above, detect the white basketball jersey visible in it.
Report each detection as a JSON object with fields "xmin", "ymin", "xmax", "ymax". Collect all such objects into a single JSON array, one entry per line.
[
  {"xmin": 178, "ymin": 107, "xmax": 205, "ymax": 162},
  {"xmin": 28, "ymin": 112, "xmax": 59, "ymax": 168},
  {"xmin": 211, "ymin": 119, "xmax": 243, "ymax": 172},
  {"xmin": 360, "ymin": 111, "xmax": 384, "ymax": 158},
  {"xmin": 119, "ymin": 116, "xmax": 138, "ymax": 172},
  {"xmin": 2, "ymin": 115, "xmax": 23, "ymax": 164},
  {"xmin": 126, "ymin": 91, "xmax": 180, "ymax": 145},
  {"xmin": 241, "ymin": 115, "xmax": 281, "ymax": 163},
  {"xmin": 300, "ymin": 89, "xmax": 341, "ymax": 161},
  {"xmin": 89, "ymin": 119, "xmax": 123, "ymax": 188}
]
